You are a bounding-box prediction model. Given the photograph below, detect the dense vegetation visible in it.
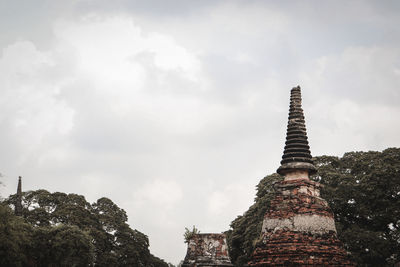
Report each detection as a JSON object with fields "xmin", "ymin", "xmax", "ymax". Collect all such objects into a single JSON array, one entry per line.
[
  {"xmin": 1, "ymin": 190, "xmax": 169, "ymax": 267},
  {"xmin": 227, "ymin": 148, "xmax": 400, "ymax": 266}
]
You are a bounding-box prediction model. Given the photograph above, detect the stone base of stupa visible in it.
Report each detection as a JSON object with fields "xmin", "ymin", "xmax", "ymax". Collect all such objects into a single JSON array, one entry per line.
[
  {"xmin": 248, "ymin": 178, "xmax": 355, "ymax": 266},
  {"xmin": 182, "ymin": 233, "xmax": 233, "ymax": 267}
]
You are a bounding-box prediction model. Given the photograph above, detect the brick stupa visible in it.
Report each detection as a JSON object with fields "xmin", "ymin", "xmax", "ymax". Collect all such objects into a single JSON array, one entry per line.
[
  {"xmin": 182, "ymin": 233, "xmax": 233, "ymax": 267},
  {"xmin": 249, "ymin": 86, "xmax": 354, "ymax": 266}
]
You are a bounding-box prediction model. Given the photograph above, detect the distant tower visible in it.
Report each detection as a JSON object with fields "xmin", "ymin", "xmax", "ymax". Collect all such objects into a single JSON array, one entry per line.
[
  {"xmin": 182, "ymin": 233, "xmax": 233, "ymax": 267},
  {"xmin": 249, "ymin": 86, "xmax": 354, "ymax": 266},
  {"xmin": 15, "ymin": 176, "xmax": 23, "ymax": 216}
]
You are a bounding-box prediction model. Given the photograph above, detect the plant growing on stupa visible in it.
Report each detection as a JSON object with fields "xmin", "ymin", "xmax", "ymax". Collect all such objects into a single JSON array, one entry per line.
[{"xmin": 184, "ymin": 225, "xmax": 200, "ymax": 243}]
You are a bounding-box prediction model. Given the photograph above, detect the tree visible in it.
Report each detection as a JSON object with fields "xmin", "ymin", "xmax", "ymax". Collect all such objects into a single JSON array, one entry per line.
[
  {"xmin": 227, "ymin": 148, "xmax": 400, "ymax": 266},
  {"xmin": 0, "ymin": 203, "xmax": 33, "ymax": 267},
  {"xmin": 3, "ymin": 191, "xmax": 169, "ymax": 267},
  {"xmin": 32, "ymin": 224, "xmax": 94, "ymax": 267},
  {"xmin": 314, "ymin": 148, "xmax": 400, "ymax": 266}
]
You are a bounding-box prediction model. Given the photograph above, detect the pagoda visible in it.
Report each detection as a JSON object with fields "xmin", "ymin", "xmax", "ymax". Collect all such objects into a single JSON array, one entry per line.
[{"xmin": 249, "ymin": 86, "xmax": 354, "ymax": 266}]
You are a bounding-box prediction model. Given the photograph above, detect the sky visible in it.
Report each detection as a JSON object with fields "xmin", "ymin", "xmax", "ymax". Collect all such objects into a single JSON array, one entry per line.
[{"xmin": 0, "ymin": 0, "xmax": 399, "ymax": 264}]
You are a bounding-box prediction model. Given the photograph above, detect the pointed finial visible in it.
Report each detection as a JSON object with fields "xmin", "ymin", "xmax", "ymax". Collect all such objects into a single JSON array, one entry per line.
[{"xmin": 277, "ymin": 86, "xmax": 316, "ymax": 176}]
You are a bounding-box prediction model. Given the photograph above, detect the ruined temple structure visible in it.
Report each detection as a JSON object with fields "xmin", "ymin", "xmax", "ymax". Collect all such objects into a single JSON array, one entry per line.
[
  {"xmin": 182, "ymin": 233, "xmax": 233, "ymax": 267},
  {"xmin": 249, "ymin": 86, "xmax": 354, "ymax": 266},
  {"xmin": 15, "ymin": 176, "xmax": 23, "ymax": 216}
]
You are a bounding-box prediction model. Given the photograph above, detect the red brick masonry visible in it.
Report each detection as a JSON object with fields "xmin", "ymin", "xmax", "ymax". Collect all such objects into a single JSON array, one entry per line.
[
  {"xmin": 268, "ymin": 179, "xmax": 333, "ymax": 219},
  {"xmin": 249, "ymin": 179, "xmax": 355, "ymax": 266}
]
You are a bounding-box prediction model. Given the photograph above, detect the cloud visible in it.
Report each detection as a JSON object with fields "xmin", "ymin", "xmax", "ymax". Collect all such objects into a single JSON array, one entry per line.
[
  {"xmin": 0, "ymin": 2, "xmax": 400, "ymax": 265},
  {"xmin": 302, "ymin": 45, "xmax": 400, "ymax": 105},
  {"xmin": 207, "ymin": 181, "xmax": 255, "ymax": 218},
  {"xmin": 55, "ymin": 15, "xmax": 200, "ymax": 79},
  {"xmin": 133, "ymin": 178, "xmax": 183, "ymax": 210},
  {"xmin": 300, "ymin": 45, "xmax": 400, "ymax": 155},
  {"xmin": 0, "ymin": 41, "xmax": 74, "ymax": 167},
  {"xmin": 126, "ymin": 178, "xmax": 184, "ymax": 262}
]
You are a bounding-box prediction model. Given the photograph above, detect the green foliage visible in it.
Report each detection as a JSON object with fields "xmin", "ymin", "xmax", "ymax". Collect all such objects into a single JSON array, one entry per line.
[
  {"xmin": 32, "ymin": 224, "xmax": 94, "ymax": 266},
  {"xmin": 2, "ymin": 191, "xmax": 169, "ymax": 267},
  {"xmin": 0, "ymin": 203, "xmax": 32, "ymax": 267},
  {"xmin": 227, "ymin": 148, "xmax": 400, "ymax": 267},
  {"xmin": 312, "ymin": 148, "xmax": 400, "ymax": 266},
  {"xmin": 184, "ymin": 225, "xmax": 200, "ymax": 243}
]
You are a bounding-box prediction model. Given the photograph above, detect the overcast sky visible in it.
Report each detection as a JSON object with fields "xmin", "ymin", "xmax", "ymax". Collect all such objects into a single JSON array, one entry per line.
[{"xmin": 0, "ymin": 0, "xmax": 399, "ymax": 264}]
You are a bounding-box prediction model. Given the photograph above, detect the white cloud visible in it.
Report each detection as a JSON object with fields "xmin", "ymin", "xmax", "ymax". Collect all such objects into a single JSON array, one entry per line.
[
  {"xmin": 55, "ymin": 15, "xmax": 200, "ymax": 85},
  {"xmin": 0, "ymin": 41, "xmax": 74, "ymax": 166},
  {"xmin": 208, "ymin": 190, "xmax": 229, "ymax": 215},
  {"xmin": 206, "ymin": 181, "xmax": 256, "ymax": 230},
  {"xmin": 0, "ymin": 2, "xmax": 400, "ymax": 265},
  {"xmin": 133, "ymin": 178, "xmax": 183, "ymax": 209},
  {"xmin": 128, "ymin": 178, "xmax": 184, "ymax": 261},
  {"xmin": 300, "ymin": 45, "xmax": 400, "ymax": 156},
  {"xmin": 302, "ymin": 45, "xmax": 400, "ymax": 105}
]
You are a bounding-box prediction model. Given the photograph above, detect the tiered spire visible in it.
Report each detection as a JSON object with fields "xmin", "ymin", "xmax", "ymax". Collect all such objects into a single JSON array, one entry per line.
[
  {"xmin": 277, "ymin": 86, "xmax": 316, "ymax": 175},
  {"xmin": 15, "ymin": 176, "xmax": 23, "ymax": 216}
]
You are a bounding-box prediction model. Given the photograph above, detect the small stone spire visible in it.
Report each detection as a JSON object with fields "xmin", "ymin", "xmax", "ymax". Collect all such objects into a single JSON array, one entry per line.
[
  {"xmin": 15, "ymin": 176, "xmax": 23, "ymax": 216},
  {"xmin": 277, "ymin": 86, "xmax": 317, "ymax": 176}
]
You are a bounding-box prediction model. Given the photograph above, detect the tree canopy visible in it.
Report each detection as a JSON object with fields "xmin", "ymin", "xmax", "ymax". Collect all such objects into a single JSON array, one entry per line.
[
  {"xmin": 1, "ymin": 190, "xmax": 169, "ymax": 267},
  {"xmin": 227, "ymin": 148, "xmax": 400, "ymax": 266}
]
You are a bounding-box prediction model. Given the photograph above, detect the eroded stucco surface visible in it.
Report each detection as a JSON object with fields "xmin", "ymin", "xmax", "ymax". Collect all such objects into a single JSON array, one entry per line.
[
  {"xmin": 182, "ymin": 233, "xmax": 233, "ymax": 267},
  {"xmin": 262, "ymin": 214, "xmax": 336, "ymax": 235}
]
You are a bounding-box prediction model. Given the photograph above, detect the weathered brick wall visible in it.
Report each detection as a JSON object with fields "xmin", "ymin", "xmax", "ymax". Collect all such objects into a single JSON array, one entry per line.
[
  {"xmin": 182, "ymin": 233, "xmax": 233, "ymax": 267},
  {"xmin": 251, "ymin": 230, "xmax": 354, "ymax": 266},
  {"xmin": 249, "ymin": 178, "xmax": 355, "ymax": 266}
]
